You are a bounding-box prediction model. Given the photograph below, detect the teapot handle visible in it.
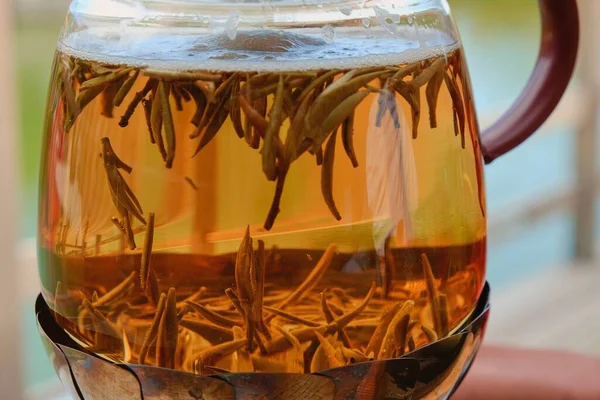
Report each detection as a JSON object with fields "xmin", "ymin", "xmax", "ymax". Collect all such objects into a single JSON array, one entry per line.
[{"xmin": 480, "ymin": 0, "xmax": 579, "ymax": 164}]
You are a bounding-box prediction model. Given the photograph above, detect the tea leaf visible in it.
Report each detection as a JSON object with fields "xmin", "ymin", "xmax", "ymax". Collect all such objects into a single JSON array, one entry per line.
[
  {"xmin": 231, "ymin": 326, "xmax": 254, "ymax": 372},
  {"xmin": 119, "ymin": 79, "xmax": 156, "ymax": 128},
  {"xmin": 139, "ymin": 293, "xmax": 166, "ymax": 364},
  {"xmin": 405, "ymin": 336, "xmax": 415, "ymax": 353},
  {"xmin": 262, "ymin": 76, "xmax": 285, "ymax": 182},
  {"xmin": 444, "ymin": 71, "xmax": 466, "ymax": 148},
  {"xmin": 282, "ymin": 87, "xmax": 295, "ymax": 120},
  {"xmin": 265, "ymin": 325, "xmax": 329, "ymax": 354},
  {"xmin": 452, "ymin": 107, "xmax": 460, "ymax": 142},
  {"xmin": 276, "ymin": 244, "xmax": 336, "ymax": 310},
  {"xmin": 377, "ymin": 300, "xmax": 413, "ymax": 359},
  {"xmin": 263, "ymin": 165, "xmax": 288, "ymax": 231},
  {"xmin": 196, "ymin": 80, "xmax": 216, "ymax": 103},
  {"xmin": 101, "ymin": 90, "xmax": 122, "ymax": 121},
  {"xmin": 141, "ymin": 98, "xmax": 155, "ymax": 144},
  {"xmin": 425, "ymin": 70, "xmax": 444, "ymax": 129},
  {"xmin": 321, "ymin": 289, "xmax": 351, "ymax": 347},
  {"xmin": 101, "ymin": 138, "xmax": 146, "ymax": 225},
  {"xmin": 296, "ymin": 70, "xmax": 338, "ymax": 105},
  {"xmin": 184, "ymin": 176, "xmax": 198, "ymax": 191},
  {"xmin": 81, "ymin": 300, "xmax": 122, "ymax": 351},
  {"xmin": 192, "ymin": 96, "xmax": 230, "ymax": 156},
  {"xmin": 251, "ymin": 77, "xmax": 307, "ymax": 100},
  {"xmin": 110, "ymin": 167, "xmax": 144, "ymax": 222},
  {"xmin": 273, "ymin": 325, "xmax": 304, "ymax": 373},
  {"xmin": 381, "ymin": 235, "xmax": 396, "ymax": 298},
  {"xmin": 249, "ymin": 72, "xmax": 277, "ymax": 87},
  {"xmin": 182, "ymin": 83, "xmax": 207, "ymax": 126},
  {"xmin": 158, "ymin": 81, "xmax": 176, "ymax": 167},
  {"xmin": 312, "ymin": 89, "xmax": 371, "ymax": 153},
  {"xmin": 314, "ymin": 330, "xmax": 344, "ymax": 369},
  {"xmin": 438, "ymin": 293, "xmax": 449, "ymax": 336},
  {"xmin": 176, "ymin": 83, "xmax": 191, "ymax": 101},
  {"xmin": 92, "ymin": 271, "xmax": 136, "ymax": 308},
  {"xmin": 144, "ymin": 69, "xmax": 223, "ymax": 82},
  {"xmin": 321, "ymin": 129, "xmax": 342, "ymax": 221},
  {"xmin": 412, "ymin": 57, "xmax": 445, "ymax": 88},
  {"xmin": 188, "ymin": 302, "xmax": 241, "ymax": 328},
  {"xmin": 225, "ymin": 288, "xmax": 247, "ymax": 320},
  {"xmin": 239, "ymin": 92, "xmax": 268, "ymax": 135},
  {"xmin": 176, "ymin": 287, "xmax": 207, "ymax": 309},
  {"xmin": 101, "ymin": 136, "xmax": 132, "ymax": 173},
  {"xmin": 151, "ymin": 88, "xmax": 168, "ymax": 162},
  {"xmin": 193, "ymin": 339, "xmax": 247, "ymax": 375},
  {"xmin": 328, "ymin": 282, "xmax": 376, "ymax": 332},
  {"xmin": 390, "ymin": 62, "xmax": 421, "ymax": 83},
  {"xmin": 341, "ymin": 347, "xmax": 369, "ymax": 364},
  {"xmin": 263, "ymin": 306, "xmax": 321, "ymax": 327},
  {"xmin": 341, "ymin": 112, "xmax": 358, "ymax": 168},
  {"xmin": 315, "ymin": 147, "xmax": 324, "ymax": 166},
  {"xmin": 305, "ymin": 70, "xmax": 386, "ymax": 139},
  {"xmin": 190, "ymin": 73, "xmax": 237, "ymax": 139},
  {"xmin": 113, "ymin": 69, "xmax": 139, "ymax": 107},
  {"xmin": 254, "ymin": 96, "xmax": 268, "ymax": 146},
  {"xmin": 242, "ymin": 77, "xmax": 255, "ymax": 147},
  {"xmin": 235, "ymin": 226, "xmax": 254, "ymax": 299},
  {"xmin": 394, "ymin": 82, "xmax": 421, "ymax": 139},
  {"xmin": 421, "ymin": 253, "xmax": 442, "ymax": 336},
  {"xmin": 180, "ymin": 319, "xmax": 234, "ymax": 344},
  {"xmin": 146, "ymin": 267, "xmax": 160, "ymax": 306},
  {"xmin": 58, "ymin": 62, "xmax": 79, "ymax": 121},
  {"xmin": 320, "ymin": 69, "xmax": 357, "ymax": 97},
  {"xmin": 273, "ymin": 325, "xmax": 303, "ymax": 354},
  {"xmin": 156, "ymin": 288, "xmax": 178, "ymax": 369},
  {"xmin": 230, "ymin": 80, "xmax": 245, "ymax": 139},
  {"xmin": 421, "ymin": 325, "xmax": 438, "ymax": 343},
  {"xmin": 171, "ymin": 84, "xmax": 184, "ymax": 111},
  {"xmin": 140, "ymin": 212, "xmax": 155, "ymax": 290},
  {"xmin": 111, "ymin": 216, "xmax": 126, "ymax": 234},
  {"xmin": 66, "ymin": 84, "xmax": 104, "ymax": 131},
  {"xmin": 254, "ymin": 240, "xmax": 270, "ymax": 340},
  {"xmin": 79, "ymin": 67, "xmax": 134, "ymax": 91},
  {"xmin": 284, "ymin": 89, "xmax": 313, "ymax": 162}
]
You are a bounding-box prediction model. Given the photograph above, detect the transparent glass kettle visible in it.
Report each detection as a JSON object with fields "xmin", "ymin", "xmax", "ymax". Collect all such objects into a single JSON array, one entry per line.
[{"xmin": 36, "ymin": 0, "xmax": 579, "ymax": 398}]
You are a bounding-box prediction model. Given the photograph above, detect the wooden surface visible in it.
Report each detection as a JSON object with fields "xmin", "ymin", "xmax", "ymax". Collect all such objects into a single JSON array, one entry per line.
[
  {"xmin": 454, "ymin": 345, "xmax": 600, "ymax": 399},
  {"xmin": 484, "ymin": 264, "xmax": 600, "ymax": 356}
]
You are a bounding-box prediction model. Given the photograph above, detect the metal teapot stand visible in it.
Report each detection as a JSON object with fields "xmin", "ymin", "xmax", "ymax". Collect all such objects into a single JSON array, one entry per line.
[{"xmin": 35, "ymin": 283, "xmax": 489, "ymax": 400}]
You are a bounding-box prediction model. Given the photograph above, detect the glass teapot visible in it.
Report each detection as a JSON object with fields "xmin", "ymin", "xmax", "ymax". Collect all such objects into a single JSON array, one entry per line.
[{"xmin": 36, "ymin": 0, "xmax": 579, "ymax": 398}]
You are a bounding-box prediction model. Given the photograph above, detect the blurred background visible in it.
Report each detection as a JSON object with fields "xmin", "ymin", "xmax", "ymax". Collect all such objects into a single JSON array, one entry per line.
[{"xmin": 1, "ymin": 0, "xmax": 599, "ymax": 398}]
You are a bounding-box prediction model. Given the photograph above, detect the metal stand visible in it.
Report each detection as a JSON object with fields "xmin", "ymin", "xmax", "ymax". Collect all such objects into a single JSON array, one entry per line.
[{"xmin": 36, "ymin": 283, "xmax": 490, "ymax": 400}]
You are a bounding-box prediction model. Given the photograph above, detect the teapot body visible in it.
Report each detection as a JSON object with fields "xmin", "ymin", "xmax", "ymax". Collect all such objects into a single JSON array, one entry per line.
[{"xmin": 38, "ymin": 0, "xmax": 487, "ymax": 393}]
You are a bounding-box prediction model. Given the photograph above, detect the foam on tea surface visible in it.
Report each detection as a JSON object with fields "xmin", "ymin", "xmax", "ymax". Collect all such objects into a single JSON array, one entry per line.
[{"xmin": 59, "ymin": 27, "xmax": 459, "ymax": 71}]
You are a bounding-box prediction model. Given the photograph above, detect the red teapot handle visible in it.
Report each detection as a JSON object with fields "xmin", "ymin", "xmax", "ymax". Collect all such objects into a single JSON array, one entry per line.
[{"xmin": 480, "ymin": 0, "xmax": 579, "ymax": 164}]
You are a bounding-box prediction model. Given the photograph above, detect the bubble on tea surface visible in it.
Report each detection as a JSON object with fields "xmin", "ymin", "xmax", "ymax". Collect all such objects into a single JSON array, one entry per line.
[
  {"xmin": 337, "ymin": 4, "xmax": 352, "ymax": 15},
  {"xmin": 321, "ymin": 25, "xmax": 335, "ymax": 42},
  {"xmin": 212, "ymin": 30, "xmax": 326, "ymax": 53}
]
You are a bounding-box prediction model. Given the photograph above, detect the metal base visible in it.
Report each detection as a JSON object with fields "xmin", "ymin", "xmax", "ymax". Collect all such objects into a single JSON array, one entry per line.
[{"xmin": 36, "ymin": 282, "xmax": 490, "ymax": 400}]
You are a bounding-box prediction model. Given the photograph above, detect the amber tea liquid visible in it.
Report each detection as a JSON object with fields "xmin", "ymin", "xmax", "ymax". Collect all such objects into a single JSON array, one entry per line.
[{"xmin": 39, "ymin": 34, "xmax": 486, "ymax": 374}]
